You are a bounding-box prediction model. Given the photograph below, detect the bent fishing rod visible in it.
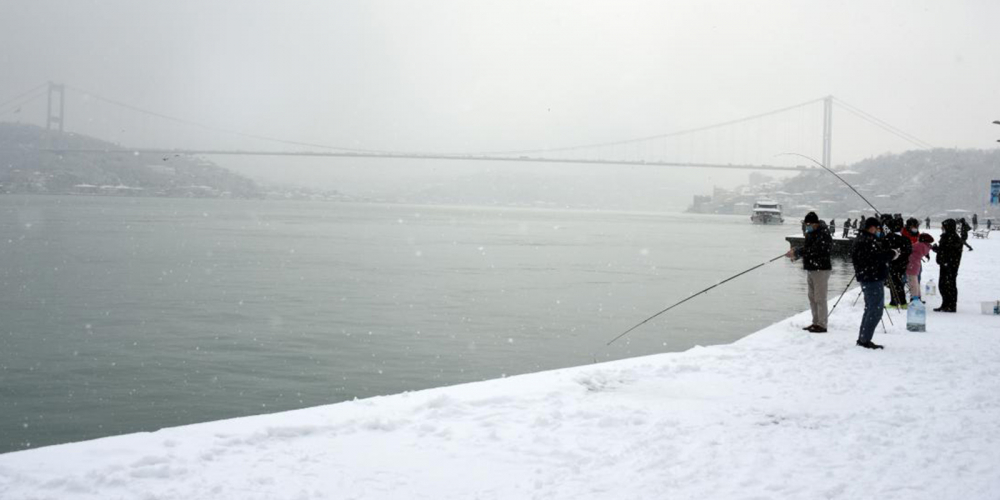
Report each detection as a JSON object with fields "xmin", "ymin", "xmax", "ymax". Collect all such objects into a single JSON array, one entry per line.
[
  {"xmin": 777, "ymin": 152, "xmax": 882, "ymax": 217},
  {"xmin": 781, "ymin": 152, "xmax": 912, "ymax": 315},
  {"xmin": 607, "ymin": 152, "xmax": 905, "ymax": 347},
  {"xmin": 608, "ymin": 153, "xmax": 872, "ymax": 346},
  {"xmin": 606, "ymin": 253, "xmax": 786, "ymax": 346}
]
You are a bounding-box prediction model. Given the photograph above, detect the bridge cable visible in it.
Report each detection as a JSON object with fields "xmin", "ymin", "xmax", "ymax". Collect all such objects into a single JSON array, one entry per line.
[
  {"xmin": 0, "ymin": 91, "xmax": 46, "ymax": 119},
  {"xmin": 0, "ymin": 83, "xmax": 47, "ymax": 110},
  {"xmin": 833, "ymin": 97, "xmax": 932, "ymax": 147},
  {"xmin": 0, "ymin": 88, "xmax": 47, "ymax": 118},
  {"xmin": 832, "ymin": 98, "xmax": 933, "ymax": 149},
  {"xmin": 468, "ymin": 97, "xmax": 826, "ymax": 156},
  {"xmin": 63, "ymin": 85, "xmax": 414, "ymax": 155}
]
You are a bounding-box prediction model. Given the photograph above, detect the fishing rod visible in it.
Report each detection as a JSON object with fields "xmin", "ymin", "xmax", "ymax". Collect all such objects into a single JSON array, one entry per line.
[
  {"xmin": 777, "ymin": 152, "xmax": 882, "ymax": 217},
  {"xmin": 827, "ymin": 275, "xmax": 855, "ymax": 319},
  {"xmin": 606, "ymin": 253, "xmax": 786, "ymax": 346},
  {"xmin": 606, "ymin": 153, "xmax": 903, "ymax": 347},
  {"xmin": 777, "ymin": 152, "xmax": 906, "ymax": 313}
]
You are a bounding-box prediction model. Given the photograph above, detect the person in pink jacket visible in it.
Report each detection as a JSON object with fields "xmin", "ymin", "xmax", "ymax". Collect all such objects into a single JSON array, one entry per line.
[{"xmin": 907, "ymin": 233, "xmax": 934, "ymax": 300}]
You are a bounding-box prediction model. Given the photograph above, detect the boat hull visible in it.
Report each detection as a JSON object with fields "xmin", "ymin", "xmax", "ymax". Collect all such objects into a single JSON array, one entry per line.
[{"xmin": 751, "ymin": 214, "xmax": 784, "ymax": 224}]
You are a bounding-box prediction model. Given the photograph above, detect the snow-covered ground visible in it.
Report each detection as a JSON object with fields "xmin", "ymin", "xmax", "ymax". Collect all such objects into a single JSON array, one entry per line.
[{"xmin": 3, "ymin": 238, "xmax": 1000, "ymax": 500}]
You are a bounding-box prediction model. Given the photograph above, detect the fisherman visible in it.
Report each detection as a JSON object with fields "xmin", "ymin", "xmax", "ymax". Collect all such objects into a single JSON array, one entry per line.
[
  {"xmin": 830, "ymin": 219, "xmax": 837, "ymax": 235},
  {"xmin": 932, "ymin": 219, "xmax": 964, "ymax": 313},
  {"xmin": 785, "ymin": 212, "xmax": 833, "ymax": 333},
  {"xmin": 972, "ymin": 213, "xmax": 978, "ymax": 230},
  {"xmin": 842, "ymin": 218, "xmax": 851, "ymax": 238},
  {"xmin": 885, "ymin": 217, "xmax": 912, "ymax": 308},
  {"xmin": 851, "ymin": 217, "xmax": 899, "ymax": 349},
  {"xmin": 959, "ymin": 218, "xmax": 973, "ymax": 251},
  {"xmin": 925, "ymin": 216, "xmax": 931, "ymax": 229},
  {"xmin": 902, "ymin": 217, "xmax": 920, "ymax": 244}
]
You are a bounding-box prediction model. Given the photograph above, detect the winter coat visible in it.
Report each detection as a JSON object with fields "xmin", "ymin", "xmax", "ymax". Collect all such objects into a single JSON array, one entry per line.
[
  {"xmin": 906, "ymin": 241, "xmax": 930, "ymax": 276},
  {"xmin": 885, "ymin": 232, "xmax": 912, "ymax": 274},
  {"xmin": 851, "ymin": 230, "xmax": 894, "ymax": 282},
  {"xmin": 934, "ymin": 224, "xmax": 964, "ymax": 269},
  {"xmin": 960, "ymin": 220, "xmax": 971, "ymax": 241},
  {"xmin": 794, "ymin": 221, "xmax": 833, "ymax": 271}
]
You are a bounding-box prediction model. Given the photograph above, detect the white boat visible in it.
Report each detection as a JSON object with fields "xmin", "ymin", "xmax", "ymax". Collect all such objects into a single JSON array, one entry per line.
[{"xmin": 750, "ymin": 200, "xmax": 784, "ymax": 224}]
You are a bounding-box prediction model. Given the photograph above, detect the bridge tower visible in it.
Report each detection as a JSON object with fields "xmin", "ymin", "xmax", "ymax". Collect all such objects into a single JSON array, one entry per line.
[
  {"xmin": 822, "ymin": 95, "xmax": 833, "ymax": 168},
  {"xmin": 46, "ymin": 82, "xmax": 65, "ymax": 132}
]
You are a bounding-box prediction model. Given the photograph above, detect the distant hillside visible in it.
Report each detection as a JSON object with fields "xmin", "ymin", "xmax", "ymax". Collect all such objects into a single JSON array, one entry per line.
[
  {"xmin": 0, "ymin": 122, "xmax": 260, "ymax": 198},
  {"xmin": 690, "ymin": 148, "xmax": 1000, "ymax": 220}
]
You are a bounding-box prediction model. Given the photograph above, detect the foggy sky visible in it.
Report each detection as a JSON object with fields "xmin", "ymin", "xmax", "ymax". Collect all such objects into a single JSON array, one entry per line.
[{"xmin": 2, "ymin": 0, "xmax": 999, "ymax": 195}]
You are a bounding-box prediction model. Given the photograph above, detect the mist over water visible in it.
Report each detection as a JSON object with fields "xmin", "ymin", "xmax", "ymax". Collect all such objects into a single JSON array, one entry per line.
[{"xmin": 0, "ymin": 194, "xmax": 854, "ymax": 452}]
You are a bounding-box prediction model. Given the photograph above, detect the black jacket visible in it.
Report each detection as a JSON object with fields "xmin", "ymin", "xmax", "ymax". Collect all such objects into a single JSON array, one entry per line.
[
  {"xmin": 851, "ymin": 231, "xmax": 894, "ymax": 282},
  {"xmin": 794, "ymin": 221, "xmax": 832, "ymax": 271},
  {"xmin": 884, "ymin": 232, "xmax": 912, "ymax": 274},
  {"xmin": 934, "ymin": 226, "xmax": 964, "ymax": 269}
]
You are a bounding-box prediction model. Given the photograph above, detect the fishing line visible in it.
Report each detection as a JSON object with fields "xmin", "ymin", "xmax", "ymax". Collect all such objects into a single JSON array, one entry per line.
[
  {"xmin": 605, "ymin": 253, "xmax": 786, "ymax": 346},
  {"xmin": 776, "ymin": 152, "xmax": 882, "ymax": 216}
]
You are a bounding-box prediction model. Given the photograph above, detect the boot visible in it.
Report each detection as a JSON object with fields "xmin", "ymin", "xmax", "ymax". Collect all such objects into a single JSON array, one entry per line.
[{"xmin": 856, "ymin": 340, "xmax": 884, "ymax": 350}]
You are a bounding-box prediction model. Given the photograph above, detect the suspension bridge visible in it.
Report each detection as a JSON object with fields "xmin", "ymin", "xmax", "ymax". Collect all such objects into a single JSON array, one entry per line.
[{"xmin": 0, "ymin": 82, "xmax": 932, "ymax": 172}]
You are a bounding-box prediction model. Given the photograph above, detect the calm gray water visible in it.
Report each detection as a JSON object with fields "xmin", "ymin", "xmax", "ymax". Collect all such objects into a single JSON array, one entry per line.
[{"xmin": 0, "ymin": 195, "xmax": 853, "ymax": 453}]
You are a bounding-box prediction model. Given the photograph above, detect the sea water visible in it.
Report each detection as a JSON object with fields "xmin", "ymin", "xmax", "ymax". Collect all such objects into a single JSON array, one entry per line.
[{"xmin": 0, "ymin": 195, "xmax": 855, "ymax": 452}]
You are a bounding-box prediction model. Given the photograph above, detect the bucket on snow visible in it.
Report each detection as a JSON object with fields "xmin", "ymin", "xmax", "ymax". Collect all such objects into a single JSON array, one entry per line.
[
  {"xmin": 907, "ymin": 298, "xmax": 926, "ymax": 332},
  {"xmin": 981, "ymin": 301, "xmax": 1000, "ymax": 315}
]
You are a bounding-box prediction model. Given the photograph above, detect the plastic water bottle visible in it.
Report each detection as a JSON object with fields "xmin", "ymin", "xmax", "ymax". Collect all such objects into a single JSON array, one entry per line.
[
  {"xmin": 907, "ymin": 298, "xmax": 926, "ymax": 332},
  {"xmin": 925, "ymin": 279, "xmax": 937, "ymax": 296}
]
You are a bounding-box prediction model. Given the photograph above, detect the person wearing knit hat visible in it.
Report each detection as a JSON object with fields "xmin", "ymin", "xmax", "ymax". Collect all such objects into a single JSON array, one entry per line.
[
  {"xmin": 785, "ymin": 211, "xmax": 832, "ymax": 333},
  {"xmin": 884, "ymin": 217, "xmax": 912, "ymax": 309},
  {"xmin": 932, "ymin": 219, "xmax": 964, "ymax": 312},
  {"xmin": 851, "ymin": 217, "xmax": 900, "ymax": 349}
]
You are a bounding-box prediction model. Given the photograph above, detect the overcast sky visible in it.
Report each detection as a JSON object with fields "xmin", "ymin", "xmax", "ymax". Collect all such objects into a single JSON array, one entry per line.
[{"xmin": 1, "ymin": 0, "xmax": 998, "ymax": 201}]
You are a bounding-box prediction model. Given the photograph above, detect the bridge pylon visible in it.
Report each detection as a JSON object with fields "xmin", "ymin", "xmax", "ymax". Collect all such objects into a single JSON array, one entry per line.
[
  {"xmin": 46, "ymin": 82, "xmax": 65, "ymax": 132},
  {"xmin": 822, "ymin": 95, "xmax": 833, "ymax": 168}
]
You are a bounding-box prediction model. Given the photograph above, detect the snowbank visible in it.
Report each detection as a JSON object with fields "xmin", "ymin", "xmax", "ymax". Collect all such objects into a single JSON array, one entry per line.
[{"xmin": 3, "ymin": 239, "xmax": 1000, "ymax": 499}]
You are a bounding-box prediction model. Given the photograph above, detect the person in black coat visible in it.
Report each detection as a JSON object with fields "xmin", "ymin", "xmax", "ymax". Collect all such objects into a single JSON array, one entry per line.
[
  {"xmin": 851, "ymin": 217, "xmax": 900, "ymax": 349},
  {"xmin": 958, "ymin": 218, "xmax": 974, "ymax": 251},
  {"xmin": 884, "ymin": 217, "xmax": 913, "ymax": 308},
  {"xmin": 785, "ymin": 212, "xmax": 833, "ymax": 332},
  {"xmin": 932, "ymin": 219, "xmax": 964, "ymax": 312}
]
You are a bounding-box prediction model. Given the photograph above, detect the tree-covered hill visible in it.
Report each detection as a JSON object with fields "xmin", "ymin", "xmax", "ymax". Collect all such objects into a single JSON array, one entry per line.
[
  {"xmin": 0, "ymin": 122, "xmax": 260, "ymax": 198},
  {"xmin": 692, "ymin": 148, "xmax": 1000, "ymax": 220}
]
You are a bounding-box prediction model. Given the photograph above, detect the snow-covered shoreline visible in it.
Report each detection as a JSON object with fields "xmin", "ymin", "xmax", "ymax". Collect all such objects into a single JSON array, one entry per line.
[{"xmin": 3, "ymin": 239, "xmax": 1000, "ymax": 499}]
